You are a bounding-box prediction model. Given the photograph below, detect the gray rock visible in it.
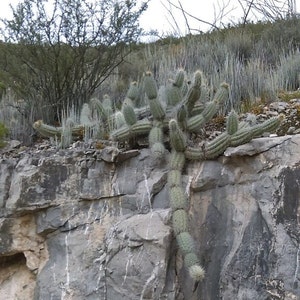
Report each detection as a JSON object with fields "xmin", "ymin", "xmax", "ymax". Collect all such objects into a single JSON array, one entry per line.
[{"xmin": 0, "ymin": 135, "xmax": 300, "ymax": 299}]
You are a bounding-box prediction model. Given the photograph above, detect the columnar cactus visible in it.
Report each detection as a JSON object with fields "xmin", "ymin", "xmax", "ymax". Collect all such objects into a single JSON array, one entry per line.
[{"xmin": 33, "ymin": 68, "xmax": 283, "ymax": 282}]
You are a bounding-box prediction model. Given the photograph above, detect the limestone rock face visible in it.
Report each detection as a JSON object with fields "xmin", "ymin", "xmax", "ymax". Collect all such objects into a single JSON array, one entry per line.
[{"xmin": 0, "ymin": 135, "xmax": 299, "ymax": 299}]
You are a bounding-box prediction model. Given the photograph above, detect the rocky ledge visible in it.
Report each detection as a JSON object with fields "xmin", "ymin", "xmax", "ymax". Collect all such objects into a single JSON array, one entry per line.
[{"xmin": 0, "ymin": 134, "xmax": 299, "ymax": 299}]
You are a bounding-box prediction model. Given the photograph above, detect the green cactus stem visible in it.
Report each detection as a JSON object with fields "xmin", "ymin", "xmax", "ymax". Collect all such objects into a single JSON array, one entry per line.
[
  {"xmin": 126, "ymin": 81, "xmax": 140, "ymax": 104},
  {"xmin": 110, "ymin": 125, "xmax": 131, "ymax": 141},
  {"xmin": 148, "ymin": 97, "xmax": 165, "ymax": 121},
  {"xmin": 212, "ymin": 82, "xmax": 230, "ymax": 105},
  {"xmin": 204, "ymin": 132, "xmax": 231, "ymax": 159},
  {"xmin": 169, "ymin": 119, "xmax": 186, "ymax": 152},
  {"xmin": 184, "ymin": 146, "xmax": 205, "ymax": 160},
  {"xmin": 172, "ymin": 209, "xmax": 189, "ymax": 235},
  {"xmin": 144, "ymin": 71, "xmax": 158, "ymax": 100},
  {"xmin": 113, "ymin": 111, "xmax": 126, "ymax": 129},
  {"xmin": 184, "ymin": 252, "xmax": 200, "ymax": 268},
  {"xmin": 167, "ymin": 170, "xmax": 182, "ymax": 187},
  {"xmin": 184, "ymin": 70, "xmax": 202, "ymax": 115},
  {"xmin": 122, "ymin": 102, "xmax": 137, "ymax": 126},
  {"xmin": 33, "ymin": 120, "xmax": 61, "ymax": 138},
  {"xmin": 169, "ymin": 150, "xmax": 186, "ymax": 171},
  {"xmin": 226, "ymin": 110, "xmax": 239, "ymax": 135},
  {"xmin": 165, "ymin": 69, "xmax": 185, "ymax": 107},
  {"xmin": 176, "ymin": 232, "xmax": 196, "ymax": 255},
  {"xmin": 174, "ymin": 68, "xmax": 185, "ymax": 87},
  {"xmin": 169, "ymin": 186, "xmax": 188, "ymax": 211},
  {"xmin": 251, "ymin": 115, "xmax": 283, "ymax": 138},
  {"xmin": 149, "ymin": 125, "xmax": 163, "ymax": 147},
  {"xmin": 165, "ymin": 83, "xmax": 182, "ymax": 107},
  {"xmin": 130, "ymin": 120, "xmax": 152, "ymax": 135},
  {"xmin": 149, "ymin": 125, "xmax": 165, "ymax": 158}
]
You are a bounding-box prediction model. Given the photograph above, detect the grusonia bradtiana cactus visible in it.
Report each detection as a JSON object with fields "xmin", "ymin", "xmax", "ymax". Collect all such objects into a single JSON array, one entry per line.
[{"xmin": 33, "ymin": 68, "xmax": 283, "ymax": 282}]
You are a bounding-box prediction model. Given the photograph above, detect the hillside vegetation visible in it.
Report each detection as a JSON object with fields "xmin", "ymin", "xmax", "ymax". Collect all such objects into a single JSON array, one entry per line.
[{"xmin": 1, "ymin": 16, "xmax": 300, "ymax": 144}]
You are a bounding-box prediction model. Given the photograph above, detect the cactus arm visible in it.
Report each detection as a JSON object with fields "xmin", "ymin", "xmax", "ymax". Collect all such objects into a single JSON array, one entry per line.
[
  {"xmin": 33, "ymin": 120, "xmax": 61, "ymax": 138},
  {"xmin": 122, "ymin": 102, "xmax": 137, "ymax": 126},
  {"xmin": 183, "ymin": 70, "xmax": 202, "ymax": 115},
  {"xmin": 149, "ymin": 123, "xmax": 165, "ymax": 158}
]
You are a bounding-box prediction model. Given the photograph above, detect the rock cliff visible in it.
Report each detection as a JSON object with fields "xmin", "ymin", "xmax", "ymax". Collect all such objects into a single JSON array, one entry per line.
[{"xmin": 0, "ymin": 135, "xmax": 299, "ymax": 299}]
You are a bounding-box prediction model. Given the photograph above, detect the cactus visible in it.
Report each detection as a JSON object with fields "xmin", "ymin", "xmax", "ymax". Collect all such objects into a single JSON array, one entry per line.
[
  {"xmin": 122, "ymin": 102, "xmax": 137, "ymax": 126},
  {"xmin": 176, "ymin": 232, "xmax": 196, "ymax": 255},
  {"xmin": 169, "ymin": 150, "xmax": 186, "ymax": 171},
  {"xmin": 172, "ymin": 209, "xmax": 189, "ymax": 235},
  {"xmin": 144, "ymin": 71, "xmax": 158, "ymax": 99},
  {"xmin": 33, "ymin": 68, "xmax": 283, "ymax": 283},
  {"xmin": 126, "ymin": 81, "xmax": 140, "ymax": 105},
  {"xmin": 168, "ymin": 170, "xmax": 182, "ymax": 187},
  {"xmin": 169, "ymin": 119, "xmax": 186, "ymax": 152},
  {"xmin": 226, "ymin": 110, "xmax": 239, "ymax": 135},
  {"xmin": 184, "ymin": 70, "xmax": 202, "ymax": 115},
  {"xmin": 165, "ymin": 69, "xmax": 185, "ymax": 107},
  {"xmin": 169, "ymin": 186, "xmax": 188, "ymax": 211}
]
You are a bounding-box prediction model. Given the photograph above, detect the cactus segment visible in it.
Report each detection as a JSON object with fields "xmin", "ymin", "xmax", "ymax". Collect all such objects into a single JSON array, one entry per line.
[
  {"xmin": 167, "ymin": 170, "xmax": 182, "ymax": 187},
  {"xmin": 184, "ymin": 252, "xmax": 200, "ymax": 268},
  {"xmin": 184, "ymin": 146, "xmax": 205, "ymax": 160},
  {"xmin": 165, "ymin": 84, "xmax": 182, "ymax": 107},
  {"xmin": 130, "ymin": 120, "xmax": 152, "ymax": 135},
  {"xmin": 172, "ymin": 209, "xmax": 189, "ymax": 235},
  {"xmin": 189, "ymin": 264, "xmax": 205, "ymax": 281},
  {"xmin": 174, "ymin": 69, "xmax": 185, "ymax": 87},
  {"xmin": 184, "ymin": 71, "xmax": 202, "ymax": 114},
  {"xmin": 149, "ymin": 126, "xmax": 163, "ymax": 147},
  {"xmin": 169, "ymin": 150, "xmax": 186, "ymax": 171},
  {"xmin": 148, "ymin": 97, "xmax": 165, "ymax": 121},
  {"xmin": 90, "ymin": 97, "xmax": 112, "ymax": 122},
  {"xmin": 122, "ymin": 102, "xmax": 137, "ymax": 126},
  {"xmin": 226, "ymin": 110, "xmax": 239, "ymax": 135},
  {"xmin": 113, "ymin": 111, "xmax": 126, "ymax": 129},
  {"xmin": 251, "ymin": 116, "xmax": 281, "ymax": 138},
  {"xmin": 204, "ymin": 132, "xmax": 231, "ymax": 159},
  {"xmin": 169, "ymin": 186, "xmax": 188, "ymax": 210},
  {"xmin": 186, "ymin": 114, "xmax": 206, "ymax": 132},
  {"xmin": 111, "ymin": 125, "xmax": 130, "ymax": 141},
  {"xmin": 144, "ymin": 71, "xmax": 158, "ymax": 99},
  {"xmin": 181, "ymin": 81, "xmax": 189, "ymax": 97},
  {"xmin": 176, "ymin": 232, "xmax": 196, "ymax": 255},
  {"xmin": 126, "ymin": 81, "xmax": 139, "ymax": 102},
  {"xmin": 151, "ymin": 142, "xmax": 165, "ymax": 158},
  {"xmin": 176, "ymin": 104, "xmax": 187, "ymax": 128},
  {"xmin": 33, "ymin": 120, "xmax": 61, "ymax": 137},
  {"xmin": 230, "ymin": 127, "xmax": 253, "ymax": 147},
  {"xmin": 212, "ymin": 82, "xmax": 229, "ymax": 105},
  {"xmin": 200, "ymin": 100, "xmax": 219, "ymax": 123},
  {"xmin": 169, "ymin": 119, "xmax": 186, "ymax": 152}
]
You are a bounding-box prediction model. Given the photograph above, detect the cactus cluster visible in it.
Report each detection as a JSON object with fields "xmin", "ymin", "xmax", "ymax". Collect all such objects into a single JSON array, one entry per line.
[{"xmin": 33, "ymin": 68, "xmax": 283, "ymax": 281}]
